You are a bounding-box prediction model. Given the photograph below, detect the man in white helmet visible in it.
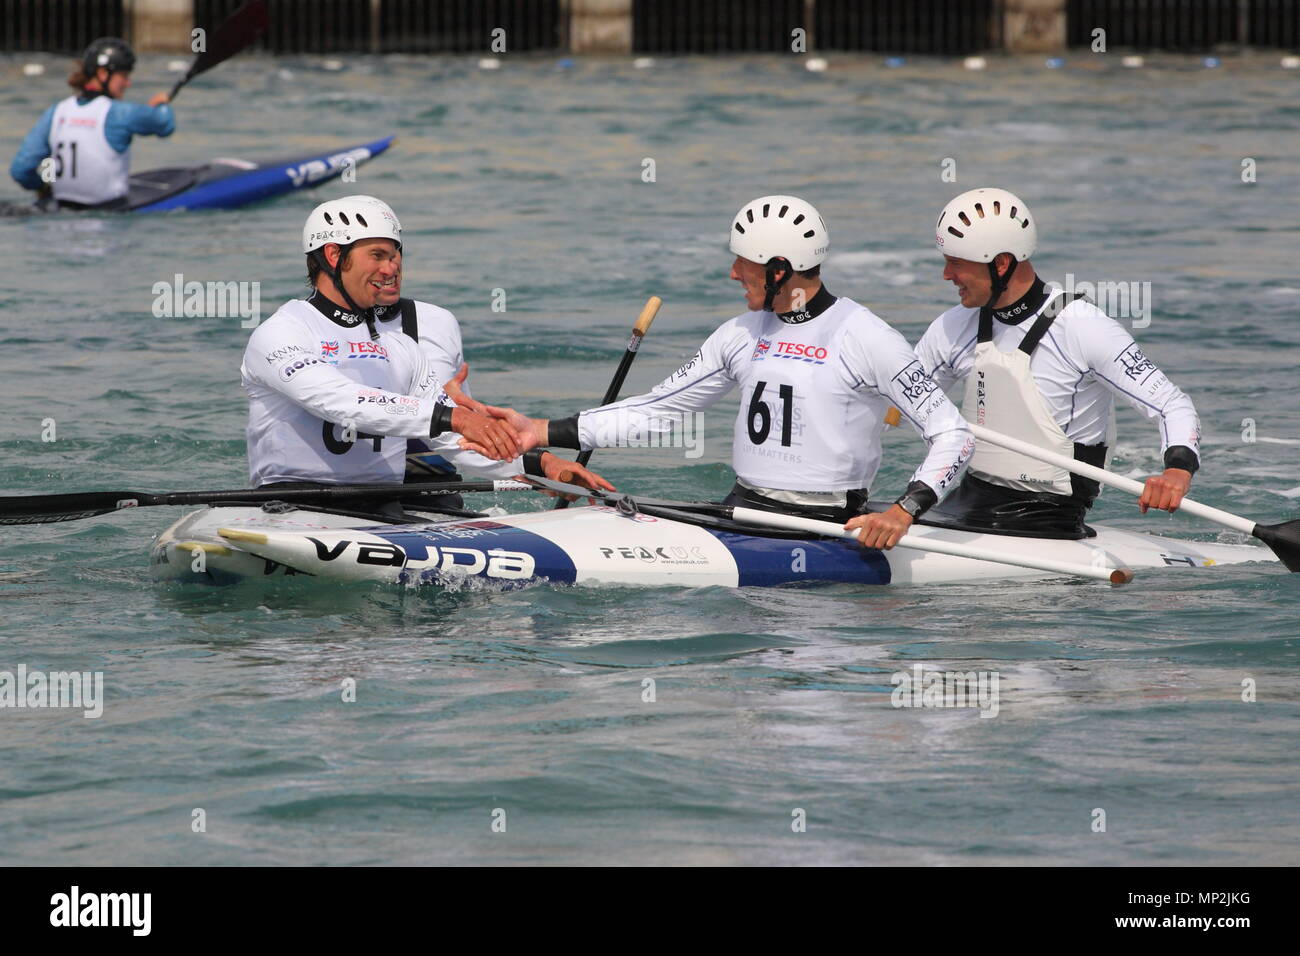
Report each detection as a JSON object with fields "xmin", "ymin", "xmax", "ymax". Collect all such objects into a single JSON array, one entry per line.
[
  {"xmin": 913, "ymin": 187, "xmax": 1200, "ymax": 536},
  {"xmin": 485, "ymin": 196, "xmax": 973, "ymax": 549},
  {"xmin": 240, "ymin": 195, "xmax": 611, "ymax": 507}
]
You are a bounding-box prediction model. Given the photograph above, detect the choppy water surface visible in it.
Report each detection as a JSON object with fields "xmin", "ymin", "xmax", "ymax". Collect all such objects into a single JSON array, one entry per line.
[{"xmin": 1, "ymin": 52, "xmax": 1297, "ymax": 865}]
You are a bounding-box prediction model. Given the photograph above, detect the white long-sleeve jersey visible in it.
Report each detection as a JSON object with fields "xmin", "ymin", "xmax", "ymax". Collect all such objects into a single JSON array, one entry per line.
[
  {"xmin": 914, "ymin": 295, "xmax": 1201, "ymax": 462},
  {"xmin": 575, "ymin": 295, "xmax": 973, "ymax": 496},
  {"xmin": 241, "ymin": 297, "xmax": 518, "ymax": 486}
]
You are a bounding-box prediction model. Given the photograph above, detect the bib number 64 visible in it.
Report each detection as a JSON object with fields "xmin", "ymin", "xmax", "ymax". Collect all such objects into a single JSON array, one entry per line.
[{"xmin": 323, "ymin": 421, "xmax": 383, "ymax": 454}]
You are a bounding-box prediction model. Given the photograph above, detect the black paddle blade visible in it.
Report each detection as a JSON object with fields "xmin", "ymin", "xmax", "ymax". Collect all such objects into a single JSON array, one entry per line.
[
  {"xmin": 1253, "ymin": 519, "xmax": 1300, "ymax": 572},
  {"xmin": 0, "ymin": 492, "xmax": 152, "ymax": 525},
  {"xmin": 170, "ymin": 0, "xmax": 269, "ymax": 99},
  {"xmin": 202, "ymin": 0, "xmax": 269, "ymax": 65}
]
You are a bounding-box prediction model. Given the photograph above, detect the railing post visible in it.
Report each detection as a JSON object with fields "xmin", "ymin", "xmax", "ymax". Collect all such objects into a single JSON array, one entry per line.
[{"xmin": 1003, "ymin": 0, "xmax": 1067, "ymax": 53}]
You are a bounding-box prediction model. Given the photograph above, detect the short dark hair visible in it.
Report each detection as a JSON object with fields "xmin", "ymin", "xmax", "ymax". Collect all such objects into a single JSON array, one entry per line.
[
  {"xmin": 305, "ymin": 245, "xmax": 352, "ymax": 287},
  {"xmin": 797, "ymin": 265, "xmax": 821, "ymax": 279}
]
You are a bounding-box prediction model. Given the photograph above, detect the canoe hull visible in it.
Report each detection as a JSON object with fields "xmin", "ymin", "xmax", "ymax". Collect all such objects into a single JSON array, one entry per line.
[
  {"xmin": 130, "ymin": 135, "xmax": 395, "ymax": 212},
  {"xmin": 149, "ymin": 504, "xmax": 1274, "ymax": 588}
]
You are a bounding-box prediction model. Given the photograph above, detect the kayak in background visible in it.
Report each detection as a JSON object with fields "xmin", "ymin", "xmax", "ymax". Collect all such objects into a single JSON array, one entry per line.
[{"xmin": 1, "ymin": 134, "xmax": 394, "ymax": 216}]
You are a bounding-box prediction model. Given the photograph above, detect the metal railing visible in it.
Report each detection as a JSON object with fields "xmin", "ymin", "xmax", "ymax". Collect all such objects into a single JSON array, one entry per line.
[
  {"xmin": 193, "ymin": 0, "xmax": 562, "ymax": 54},
  {"xmin": 1, "ymin": 0, "xmax": 124, "ymax": 54},
  {"xmin": 2, "ymin": 0, "xmax": 1294, "ymax": 55},
  {"xmin": 816, "ymin": 0, "xmax": 1003, "ymax": 55},
  {"xmin": 1067, "ymin": 0, "xmax": 1300, "ymax": 50},
  {"xmin": 632, "ymin": 0, "xmax": 803, "ymax": 53}
]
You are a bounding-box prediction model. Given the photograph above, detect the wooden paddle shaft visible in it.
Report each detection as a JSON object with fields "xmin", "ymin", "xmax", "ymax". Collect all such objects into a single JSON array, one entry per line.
[{"xmin": 968, "ymin": 423, "xmax": 1255, "ymax": 535}]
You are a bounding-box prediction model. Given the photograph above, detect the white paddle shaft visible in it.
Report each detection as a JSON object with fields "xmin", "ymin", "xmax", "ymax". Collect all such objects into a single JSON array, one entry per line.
[
  {"xmin": 730, "ymin": 507, "xmax": 1131, "ymax": 584},
  {"xmin": 967, "ymin": 424, "xmax": 1255, "ymax": 535}
]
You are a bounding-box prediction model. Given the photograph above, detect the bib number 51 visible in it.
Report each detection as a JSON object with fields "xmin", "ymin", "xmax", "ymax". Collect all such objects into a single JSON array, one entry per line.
[{"xmin": 747, "ymin": 380, "xmax": 793, "ymax": 447}]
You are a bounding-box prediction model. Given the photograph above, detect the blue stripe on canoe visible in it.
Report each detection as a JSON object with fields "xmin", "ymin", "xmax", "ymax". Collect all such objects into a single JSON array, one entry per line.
[
  {"xmin": 372, "ymin": 522, "xmax": 578, "ymax": 588},
  {"xmin": 134, "ymin": 135, "xmax": 395, "ymax": 213},
  {"xmin": 707, "ymin": 529, "xmax": 892, "ymax": 586}
]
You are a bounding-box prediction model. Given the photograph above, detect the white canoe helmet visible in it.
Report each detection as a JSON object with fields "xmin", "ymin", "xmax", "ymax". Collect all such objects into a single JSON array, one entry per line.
[
  {"xmin": 935, "ymin": 187, "xmax": 1036, "ymax": 262},
  {"xmin": 302, "ymin": 194, "xmax": 402, "ymax": 254},
  {"xmin": 303, "ymin": 195, "xmax": 402, "ymax": 324},
  {"xmin": 935, "ymin": 187, "xmax": 1036, "ymax": 305},
  {"xmin": 729, "ymin": 195, "xmax": 828, "ymax": 310}
]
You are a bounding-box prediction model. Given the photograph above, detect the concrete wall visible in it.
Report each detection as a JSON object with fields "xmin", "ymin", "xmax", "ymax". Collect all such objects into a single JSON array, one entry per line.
[
  {"xmin": 568, "ymin": 0, "xmax": 633, "ymax": 55},
  {"xmin": 128, "ymin": 0, "xmax": 195, "ymax": 54},
  {"xmin": 1003, "ymin": 0, "xmax": 1068, "ymax": 54}
]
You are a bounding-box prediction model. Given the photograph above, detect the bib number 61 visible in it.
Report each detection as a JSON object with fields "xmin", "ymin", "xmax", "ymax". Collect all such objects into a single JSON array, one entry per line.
[{"xmin": 747, "ymin": 380, "xmax": 794, "ymax": 447}]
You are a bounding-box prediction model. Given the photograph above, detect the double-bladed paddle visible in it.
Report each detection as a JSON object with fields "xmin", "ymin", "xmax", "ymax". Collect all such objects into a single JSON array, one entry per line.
[
  {"xmin": 968, "ymin": 423, "xmax": 1300, "ymax": 571},
  {"xmin": 0, "ymin": 479, "xmax": 532, "ymax": 525}
]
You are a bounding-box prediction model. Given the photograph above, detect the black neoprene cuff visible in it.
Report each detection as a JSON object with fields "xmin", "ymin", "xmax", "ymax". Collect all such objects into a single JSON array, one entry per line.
[
  {"xmin": 429, "ymin": 404, "xmax": 455, "ymax": 437},
  {"xmin": 548, "ymin": 415, "xmax": 582, "ymax": 449},
  {"xmin": 896, "ymin": 480, "xmax": 939, "ymax": 517},
  {"xmin": 1163, "ymin": 445, "xmax": 1200, "ymax": 476},
  {"xmin": 522, "ymin": 451, "xmax": 547, "ymax": 477}
]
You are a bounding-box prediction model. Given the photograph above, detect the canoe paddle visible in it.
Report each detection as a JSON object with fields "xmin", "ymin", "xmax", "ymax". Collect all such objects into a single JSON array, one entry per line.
[
  {"xmin": 525, "ymin": 476, "xmax": 1134, "ymax": 584},
  {"xmin": 168, "ymin": 0, "xmax": 269, "ymax": 102},
  {"xmin": 554, "ymin": 295, "xmax": 662, "ymax": 510},
  {"xmin": 0, "ymin": 479, "xmax": 532, "ymax": 525},
  {"xmin": 968, "ymin": 423, "xmax": 1300, "ymax": 571}
]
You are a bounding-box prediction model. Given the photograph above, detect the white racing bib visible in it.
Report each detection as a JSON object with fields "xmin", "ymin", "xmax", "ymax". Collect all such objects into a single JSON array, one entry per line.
[
  {"xmin": 731, "ymin": 303, "xmax": 883, "ymax": 490},
  {"xmin": 47, "ymin": 95, "xmax": 128, "ymax": 205}
]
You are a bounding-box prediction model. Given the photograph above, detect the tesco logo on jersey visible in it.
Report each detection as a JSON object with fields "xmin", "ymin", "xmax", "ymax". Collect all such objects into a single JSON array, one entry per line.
[
  {"xmin": 774, "ymin": 341, "xmax": 828, "ymax": 364},
  {"xmin": 346, "ymin": 341, "xmax": 389, "ymax": 361}
]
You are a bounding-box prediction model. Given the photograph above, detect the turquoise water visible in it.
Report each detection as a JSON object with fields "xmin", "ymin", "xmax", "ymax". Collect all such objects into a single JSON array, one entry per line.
[{"xmin": 1, "ymin": 52, "xmax": 1298, "ymax": 865}]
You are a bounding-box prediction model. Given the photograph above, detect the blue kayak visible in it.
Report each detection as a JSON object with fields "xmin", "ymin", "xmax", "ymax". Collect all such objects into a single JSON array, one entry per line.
[
  {"xmin": 2, "ymin": 135, "xmax": 394, "ymax": 215},
  {"xmin": 128, "ymin": 134, "xmax": 394, "ymax": 212}
]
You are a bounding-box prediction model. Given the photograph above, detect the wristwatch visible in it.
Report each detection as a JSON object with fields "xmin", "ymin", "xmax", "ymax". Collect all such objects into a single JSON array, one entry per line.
[{"xmin": 893, "ymin": 493, "xmax": 926, "ymax": 519}]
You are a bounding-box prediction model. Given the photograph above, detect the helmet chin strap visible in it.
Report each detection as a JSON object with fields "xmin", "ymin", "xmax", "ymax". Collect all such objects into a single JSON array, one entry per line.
[
  {"xmin": 312, "ymin": 245, "xmax": 379, "ymax": 340},
  {"xmin": 985, "ymin": 254, "xmax": 1019, "ymax": 309},
  {"xmin": 763, "ymin": 257, "xmax": 793, "ymax": 312}
]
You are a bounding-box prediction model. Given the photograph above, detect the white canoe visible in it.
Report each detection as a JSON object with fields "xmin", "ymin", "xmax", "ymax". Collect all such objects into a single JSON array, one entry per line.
[{"xmin": 149, "ymin": 503, "xmax": 1275, "ymax": 588}]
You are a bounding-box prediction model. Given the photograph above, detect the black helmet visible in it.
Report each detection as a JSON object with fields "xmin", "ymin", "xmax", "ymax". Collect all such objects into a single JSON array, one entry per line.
[{"xmin": 82, "ymin": 37, "xmax": 136, "ymax": 77}]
